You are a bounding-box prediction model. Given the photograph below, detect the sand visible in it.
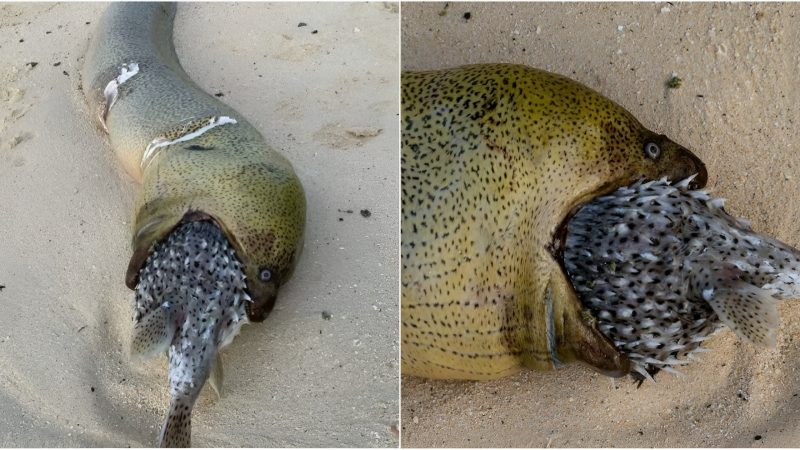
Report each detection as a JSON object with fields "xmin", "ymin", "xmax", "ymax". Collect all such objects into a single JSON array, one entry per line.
[
  {"xmin": 0, "ymin": 2, "xmax": 398, "ymax": 447},
  {"xmin": 401, "ymin": 2, "xmax": 800, "ymax": 447}
]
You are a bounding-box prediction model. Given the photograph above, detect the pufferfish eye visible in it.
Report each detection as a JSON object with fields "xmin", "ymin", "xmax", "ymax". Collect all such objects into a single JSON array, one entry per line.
[
  {"xmin": 643, "ymin": 141, "xmax": 661, "ymax": 160},
  {"xmin": 259, "ymin": 268, "xmax": 272, "ymax": 282}
]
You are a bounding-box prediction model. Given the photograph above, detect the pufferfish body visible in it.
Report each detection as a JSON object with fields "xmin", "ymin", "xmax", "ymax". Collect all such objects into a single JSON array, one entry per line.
[
  {"xmin": 565, "ymin": 177, "xmax": 800, "ymax": 381},
  {"xmin": 132, "ymin": 220, "xmax": 249, "ymax": 447}
]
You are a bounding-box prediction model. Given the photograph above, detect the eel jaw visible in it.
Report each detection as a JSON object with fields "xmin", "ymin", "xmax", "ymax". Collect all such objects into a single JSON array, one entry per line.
[{"xmin": 244, "ymin": 283, "xmax": 279, "ymax": 322}]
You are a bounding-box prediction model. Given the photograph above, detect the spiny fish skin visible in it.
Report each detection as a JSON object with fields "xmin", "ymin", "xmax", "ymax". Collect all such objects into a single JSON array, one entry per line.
[
  {"xmin": 565, "ymin": 178, "xmax": 800, "ymax": 380},
  {"xmin": 134, "ymin": 221, "xmax": 248, "ymax": 447}
]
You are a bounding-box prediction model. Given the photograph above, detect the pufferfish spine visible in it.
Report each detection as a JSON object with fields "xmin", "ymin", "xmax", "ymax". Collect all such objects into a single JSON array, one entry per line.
[{"xmin": 565, "ymin": 177, "xmax": 800, "ymax": 381}]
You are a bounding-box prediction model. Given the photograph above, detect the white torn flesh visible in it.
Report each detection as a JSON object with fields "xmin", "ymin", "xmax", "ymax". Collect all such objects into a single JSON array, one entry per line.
[
  {"xmin": 102, "ymin": 62, "xmax": 139, "ymax": 127},
  {"xmin": 140, "ymin": 116, "xmax": 237, "ymax": 171}
]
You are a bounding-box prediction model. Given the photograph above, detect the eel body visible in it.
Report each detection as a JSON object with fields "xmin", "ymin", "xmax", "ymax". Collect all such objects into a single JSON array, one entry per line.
[
  {"xmin": 401, "ymin": 64, "xmax": 705, "ymax": 380},
  {"xmin": 83, "ymin": 3, "xmax": 305, "ymax": 446}
]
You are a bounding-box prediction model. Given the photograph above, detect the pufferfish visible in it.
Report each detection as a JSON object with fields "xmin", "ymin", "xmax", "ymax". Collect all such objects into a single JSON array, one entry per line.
[
  {"xmin": 564, "ymin": 176, "xmax": 800, "ymax": 381},
  {"xmin": 132, "ymin": 221, "xmax": 249, "ymax": 446}
]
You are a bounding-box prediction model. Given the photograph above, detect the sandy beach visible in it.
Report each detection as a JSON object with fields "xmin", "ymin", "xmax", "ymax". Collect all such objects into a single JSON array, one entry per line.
[
  {"xmin": 401, "ymin": 2, "xmax": 800, "ymax": 447},
  {"xmin": 0, "ymin": 2, "xmax": 398, "ymax": 447}
]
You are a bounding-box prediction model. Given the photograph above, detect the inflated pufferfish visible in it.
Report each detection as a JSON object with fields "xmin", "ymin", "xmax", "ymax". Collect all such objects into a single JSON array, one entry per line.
[
  {"xmin": 401, "ymin": 63, "xmax": 706, "ymax": 380},
  {"xmin": 83, "ymin": 3, "xmax": 305, "ymax": 447},
  {"xmin": 565, "ymin": 177, "xmax": 800, "ymax": 382}
]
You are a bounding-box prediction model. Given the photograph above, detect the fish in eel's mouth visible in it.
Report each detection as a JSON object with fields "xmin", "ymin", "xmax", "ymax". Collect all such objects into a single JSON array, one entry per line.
[
  {"xmin": 550, "ymin": 141, "xmax": 709, "ymax": 262},
  {"xmin": 544, "ymin": 160, "xmax": 710, "ymax": 381},
  {"xmin": 556, "ymin": 172, "xmax": 800, "ymax": 383},
  {"xmin": 547, "ymin": 169, "xmax": 707, "ymax": 269}
]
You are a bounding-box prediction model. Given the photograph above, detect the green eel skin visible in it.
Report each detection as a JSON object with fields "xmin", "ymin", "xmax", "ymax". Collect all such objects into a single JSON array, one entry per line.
[{"xmin": 82, "ymin": 3, "xmax": 306, "ymax": 323}]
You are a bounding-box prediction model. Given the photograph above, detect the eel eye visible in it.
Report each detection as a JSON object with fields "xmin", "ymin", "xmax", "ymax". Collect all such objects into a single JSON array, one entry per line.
[
  {"xmin": 644, "ymin": 141, "xmax": 661, "ymax": 160},
  {"xmin": 259, "ymin": 268, "xmax": 272, "ymax": 282}
]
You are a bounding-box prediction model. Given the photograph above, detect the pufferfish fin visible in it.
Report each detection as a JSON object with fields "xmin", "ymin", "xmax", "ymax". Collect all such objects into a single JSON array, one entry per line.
[
  {"xmin": 130, "ymin": 302, "xmax": 177, "ymax": 361},
  {"xmin": 208, "ymin": 352, "xmax": 224, "ymax": 399},
  {"xmin": 706, "ymin": 282, "xmax": 778, "ymax": 347}
]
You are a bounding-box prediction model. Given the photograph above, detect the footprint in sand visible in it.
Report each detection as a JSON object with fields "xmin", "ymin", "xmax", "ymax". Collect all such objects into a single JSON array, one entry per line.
[
  {"xmin": 0, "ymin": 65, "xmax": 35, "ymax": 167},
  {"xmin": 3, "ymin": 132, "xmax": 32, "ymax": 152},
  {"xmin": 274, "ymin": 43, "xmax": 322, "ymax": 62},
  {"xmin": 2, "ymin": 132, "xmax": 33, "ymax": 168},
  {"xmin": 0, "ymin": 65, "xmax": 33, "ymax": 131},
  {"xmin": 273, "ymin": 100, "xmax": 304, "ymax": 121},
  {"xmin": 0, "ymin": 84, "xmax": 28, "ymax": 129},
  {"xmin": 313, "ymin": 123, "xmax": 383, "ymax": 150}
]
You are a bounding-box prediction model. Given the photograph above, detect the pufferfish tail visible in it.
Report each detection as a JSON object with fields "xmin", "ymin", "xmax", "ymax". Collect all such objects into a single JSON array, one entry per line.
[
  {"xmin": 685, "ymin": 187, "xmax": 800, "ymax": 349},
  {"xmin": 158, "ymin": 396, "xmax": 193, "ymax": 448}
]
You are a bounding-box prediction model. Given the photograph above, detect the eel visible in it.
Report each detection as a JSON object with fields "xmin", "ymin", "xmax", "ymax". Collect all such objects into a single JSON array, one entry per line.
[
  {"xmin": 82, "ymin": 3, "xmax": 305, "ymax": 446},
  {"xmin": 401, "ymin": 64, "xmax": 706, "ymax": 380}
]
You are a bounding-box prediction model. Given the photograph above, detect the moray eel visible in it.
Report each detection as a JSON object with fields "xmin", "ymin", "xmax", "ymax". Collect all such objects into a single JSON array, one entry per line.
[
  {"xmin": 83, "ymin": 3, "xmax": 305, "ymax": 446},
  {"xmin": 400, "ymin": 64, "xmax": 706, "ymax": 380},
  {"xmin": 565, "ymin": 178, "xmax": 800, "ymax": 382}
]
